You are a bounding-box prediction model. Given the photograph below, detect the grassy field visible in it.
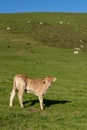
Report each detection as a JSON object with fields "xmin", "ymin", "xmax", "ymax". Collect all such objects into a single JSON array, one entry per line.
[{"xmin": 0, "ymin": 13, "xmax": 87, "ymax": 130}]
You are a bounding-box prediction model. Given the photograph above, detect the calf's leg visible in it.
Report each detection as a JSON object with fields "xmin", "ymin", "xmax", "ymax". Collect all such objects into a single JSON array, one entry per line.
[
  {"xmin": 9, "ymin": 89, "xmax": 16, "ymax": 107},
  {"xmin": 18, "ymin": 86, "xmax": 24, "ymax": 108},
  {"xmin": 38, "ymin": 95, "xmax": 43, "ymax": 110}
]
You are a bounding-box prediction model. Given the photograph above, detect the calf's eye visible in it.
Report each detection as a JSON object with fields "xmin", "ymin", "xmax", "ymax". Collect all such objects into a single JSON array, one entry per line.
[{"xmin": 43, "ymin": 81, "xmax": 46, "ymax": 84}]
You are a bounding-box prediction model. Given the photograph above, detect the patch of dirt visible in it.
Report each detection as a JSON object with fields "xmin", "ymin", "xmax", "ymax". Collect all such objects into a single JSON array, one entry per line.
[{"xmin": 27, "ymin": 107, "xmax": 38, "ymax": 113}]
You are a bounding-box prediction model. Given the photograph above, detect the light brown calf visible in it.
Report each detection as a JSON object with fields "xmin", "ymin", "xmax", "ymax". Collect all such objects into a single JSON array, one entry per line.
[{"xmin": 9, "ymin": 74, "xmax": 56, "ymax": 109}]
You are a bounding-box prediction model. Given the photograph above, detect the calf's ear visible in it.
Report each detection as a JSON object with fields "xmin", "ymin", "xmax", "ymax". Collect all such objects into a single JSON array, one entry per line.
[{"xmin": 51, "ymin": 77, "xmax": 57, "ymax": 82}]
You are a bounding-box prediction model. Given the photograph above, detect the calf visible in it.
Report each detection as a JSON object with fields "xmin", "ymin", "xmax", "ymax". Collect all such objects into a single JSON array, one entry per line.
[{"xmin": 9, "ymin": 74, "xmax": 56, "ymax": 109}]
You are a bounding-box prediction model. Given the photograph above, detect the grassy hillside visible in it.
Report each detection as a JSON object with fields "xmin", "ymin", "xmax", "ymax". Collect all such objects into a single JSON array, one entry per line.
[
  {"xmin": 0, "ymin": 13, "xmax": 87, "ymax": 130},
  {"xmin": 0, "ymin": 13, "xmax": 87, "ymax": 48}
]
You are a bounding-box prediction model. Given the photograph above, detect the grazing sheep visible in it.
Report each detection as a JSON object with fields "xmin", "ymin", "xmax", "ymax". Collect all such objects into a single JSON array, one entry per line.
[
  {"xmin": 80, "ymin": 45, "xmax": 84, "ymax": 48},
  {"xmin": 74, "ymin": 48, "xmax": 80, "ymax": 51},
  {"xmin": 67, "ymin": 22, "xmax": 70, "ymax": 25},
  {"xmin": 59, "ymin": 21, "xmax": 63, "ymax": 24},
  {"xmin": 74, "ymin": 50, "xmax": 79, "ymax": 54},
  {"xmin": 28, "ymin": 21, "xmax": 31, "ymax": 24},
  {"xmin": 40, "ymin": 22, "xmax": 43, "ymax": 25},
  {"xmin": 6, "ymin": 27, "xmax": 10, "ymax": 30}
]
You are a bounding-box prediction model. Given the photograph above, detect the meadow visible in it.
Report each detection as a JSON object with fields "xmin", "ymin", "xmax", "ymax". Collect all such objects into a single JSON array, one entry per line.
[{"xmin": 0, "ymin": 13, "xmax": 87, "ymax": 130}]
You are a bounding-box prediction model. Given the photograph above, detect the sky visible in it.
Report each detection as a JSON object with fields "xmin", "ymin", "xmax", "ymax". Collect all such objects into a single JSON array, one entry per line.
[{"xmin": 0, "ymin": 0, "xmax": 87, "ymax": 13}]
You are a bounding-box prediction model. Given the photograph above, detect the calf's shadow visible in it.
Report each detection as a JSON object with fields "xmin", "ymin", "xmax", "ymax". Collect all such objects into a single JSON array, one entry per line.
[{"xmin": 23, "ymin": 99, "xmax": 71, "ymax": 108}]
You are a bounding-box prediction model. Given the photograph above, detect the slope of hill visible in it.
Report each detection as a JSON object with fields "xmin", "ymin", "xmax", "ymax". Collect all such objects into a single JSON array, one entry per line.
[{"xmin": 0, "ymin": 13, "xmax": 87, "ymax": 48}]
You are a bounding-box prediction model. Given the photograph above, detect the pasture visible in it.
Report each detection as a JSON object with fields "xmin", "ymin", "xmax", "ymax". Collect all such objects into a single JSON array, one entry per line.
[{"xmin": 0, "ymin": 13, "xmax": 87, "ymax": 130}]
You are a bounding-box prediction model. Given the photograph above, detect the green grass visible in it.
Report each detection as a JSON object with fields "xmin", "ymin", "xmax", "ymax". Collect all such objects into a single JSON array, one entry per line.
[
  {"xmin": 0, "ymin": 12, "xmax": 87, "ymax": 130},
  {"xmin": 0, "ymin": 13, "xmax": 87, "ymax": 48}
]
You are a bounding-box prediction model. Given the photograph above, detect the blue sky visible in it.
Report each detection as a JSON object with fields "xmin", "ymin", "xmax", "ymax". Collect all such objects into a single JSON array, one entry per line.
[{"xmin": 0, "ymin": 0, "xmax": 87, "ymax": 13}]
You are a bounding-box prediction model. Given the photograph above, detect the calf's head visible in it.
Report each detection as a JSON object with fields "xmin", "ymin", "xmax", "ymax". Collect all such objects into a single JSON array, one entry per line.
[{"xmin": 43, "ymin": 77, "xmax": 57, "ymax": 89}]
